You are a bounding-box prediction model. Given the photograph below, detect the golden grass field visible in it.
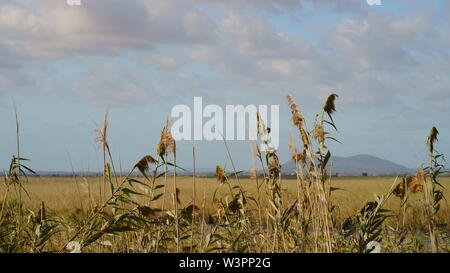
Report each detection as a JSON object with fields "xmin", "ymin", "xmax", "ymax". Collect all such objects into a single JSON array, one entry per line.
[
  {"xmin": 5, "ymin": 175, "xmax": 449, "ymax": 230},
  {"xmin": 1, "ymin": 95, "xmax": 448, "ymax": 253}
]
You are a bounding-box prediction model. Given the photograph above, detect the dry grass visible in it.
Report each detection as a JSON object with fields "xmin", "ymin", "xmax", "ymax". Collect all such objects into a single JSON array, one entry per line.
[
  {"xmin": 4, "ymin": 176, "xmax": 449, "ymax": 230},
  {"xmin": 2, "ymin": 95, "xmax": 449, "ymax": 253}
]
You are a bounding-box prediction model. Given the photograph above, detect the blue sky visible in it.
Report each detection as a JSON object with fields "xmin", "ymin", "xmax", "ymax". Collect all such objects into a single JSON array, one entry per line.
[{"xmin": 0, "ymin": 0, "xmax": 449, "ymax": 172}]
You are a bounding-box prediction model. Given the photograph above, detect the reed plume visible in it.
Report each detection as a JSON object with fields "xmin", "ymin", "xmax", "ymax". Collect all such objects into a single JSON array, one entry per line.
[{"xmin": 216, "ymin": 165, "xmax": 228, "ymax": 185}]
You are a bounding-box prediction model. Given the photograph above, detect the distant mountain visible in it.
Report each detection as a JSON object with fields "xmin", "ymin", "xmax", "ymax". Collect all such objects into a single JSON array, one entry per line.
[
  {"xmin": 282, "ymin": 154, "xmax": 413, "ymax": 176},
  {"xmin": 8, "ymin": 155, "xmax": 414, "ymax": 178}
]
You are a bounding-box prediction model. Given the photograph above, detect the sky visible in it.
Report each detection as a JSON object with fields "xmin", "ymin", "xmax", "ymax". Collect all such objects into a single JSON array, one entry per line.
[{"xmin": 0, "ymin": 0, "xmax": 449, "ymax": 173}]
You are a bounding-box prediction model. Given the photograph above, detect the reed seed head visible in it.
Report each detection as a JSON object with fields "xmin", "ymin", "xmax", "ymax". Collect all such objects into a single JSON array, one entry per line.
[
  {"xmin": 135, "ymin": 155, "xmax": 157, "ymax": 174},
  {"xmin": 157, "ymin": 120, "xmax": 175, "ymax": 157},
  {"xmin": 323, "ymin": 94, "xmax": 338, "ymax": 117},
  {"xmin": 215, "ymin": 165, "xmax": 228, "ymax": 184},
  {"xmin": 313, "ymin": 122, "xmax": 325, "ymax": 143},
  {"xmin": 256, "ymin": 112, "xmax": 266, "ymax": 137},
  {"xmin": 427, "ymin": 126, "xmax": 439, "ymax": 153},
  {"xmin": 286, "ymin": 95, "xmax": 305, "ymax": 128},
  {"xmin": 411, "ymin": 169, "xmax": 425, "ymax": 193}
]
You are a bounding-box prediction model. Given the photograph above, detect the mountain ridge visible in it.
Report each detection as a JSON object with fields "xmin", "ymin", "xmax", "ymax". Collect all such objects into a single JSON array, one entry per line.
[{"xmin": 282, "ymin": 154, "xmax": 413, "ymax": 176}]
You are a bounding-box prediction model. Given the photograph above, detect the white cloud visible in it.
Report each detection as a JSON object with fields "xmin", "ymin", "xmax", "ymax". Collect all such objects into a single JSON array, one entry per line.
[
  {"xmin": 0, "ymin": 0, "xmax": 216, "ymax": 60},
  {"xmin": 68, "ymin": 59, "xmax": 156, "ymax": 106},
  {"xmin": 148, "ymin": 55, "xmax": 179, "ymax": 69},
  {"xmin": 0, "ymin": 0, "xmax": 449, "ymax": 111}
]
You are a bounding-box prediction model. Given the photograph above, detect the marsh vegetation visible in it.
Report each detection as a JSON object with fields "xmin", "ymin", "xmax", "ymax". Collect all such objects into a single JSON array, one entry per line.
[{"xmin": 1, "ymin": 95, "xmax": 448, "ymax": 253}]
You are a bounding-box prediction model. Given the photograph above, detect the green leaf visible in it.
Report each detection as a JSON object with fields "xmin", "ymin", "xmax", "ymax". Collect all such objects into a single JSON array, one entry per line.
[
  {"xmin": 323, "ymin": 150, "xmax": 331, "ymax": 167},
  {"xmin": 121, "ymin": 188, "xmax": 143, "ymax": 196},
  {"xmin": 151, "ymin": 193, "xmax": 164, "ymax": 201}
]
